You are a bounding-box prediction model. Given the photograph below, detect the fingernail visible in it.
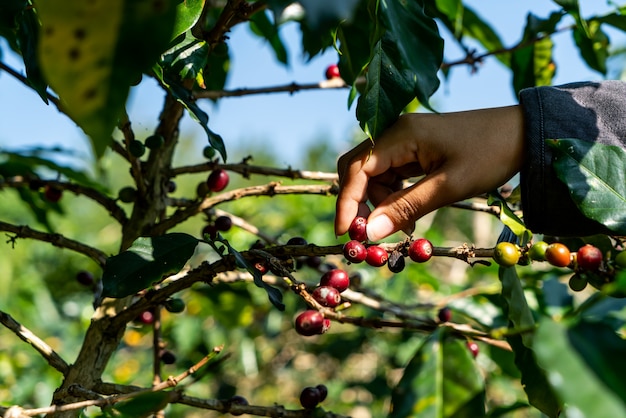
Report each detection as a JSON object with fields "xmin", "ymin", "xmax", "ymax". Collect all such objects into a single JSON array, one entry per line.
[{"xmin": 367, "ymin": 215, "xmax": 395, "ymax": 242}]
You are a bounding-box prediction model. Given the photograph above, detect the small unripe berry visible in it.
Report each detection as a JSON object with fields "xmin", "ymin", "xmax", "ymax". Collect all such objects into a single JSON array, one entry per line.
[
  {"xmin": 493, "ymin": 242, "xmax": 520, "ymax": 267},
  {"xmin": 287, "ymin": 236, "xmax": 308, "ymax": 246},
  {"xmin": 343, "ymin": 240, "xmax": 367, "ymax": 263},
  {"xmin": 295, "ymin": 310, "xmax": 325, "ymax": 336},
  {"xmin": 145, "ymin": 134, "xmax": 164, "ymax": 149},
  {"xmin": 409, "ymin": 238, "xmax": 433, "ymax": 263},
  {"xmin": 348, "ymin": 216, "xmax": 368, "ymax": 242},
  {"xmin": 164, "ymin": 298, "xmax": 185, "ymax": 313},
  {"xmin": 576, "ymin": 244, "xmax": 603, "ymax": 271},
  {"xmin": 616, "ymin": 250, "xmax": 626, "ymax": 269},
  {"xmin": 300, "ymin": 386, "xmax": 321, "ymax": 409},
  {"xmin": 366, "ymin": 245, "xmax": 388, "ymax": 267},
  {"xmin": 528, "ymin": 241, "xmax": 549, "ymax": 261},
  {"xmin": 207, "ymin": 169, "xmax": 229, "ymax": 192},
  {"xmin": 43, "ymin": 185, "xmax": 63, "ymax": 203},
  {"xmin": 203, "ymin": 146, "xmax": 216, "ymax": 159},
  {"xmin": 324, "ymin": 64, "xmax": 341, "ymax": 80},
  {"xmin": 312, "ymin": 286, "xmax": 341, "ymax": 308},
  {"xmin": 118, "ymin": 186, "xmax": 137, "ymax": 203},
  {"xmin": 214, "ymin": 215, "xmax": 233, "ymax": 231},
  {"xmin": 437, "ymin": 307, "xmax": 452, "ymax": 323},
  {"xmin": 545, "ymin": 243, "xmax": 571, "ymax": 268},
  {"xmin": 160, "ymin": 350, "xmax": 176, "ymax": 365},
  {"xmin": 320, "ymin": 269, "xmax": 350, "ymax": 292},
  {"xmin": 568, "ymin": 273, "xmax": 588, "ymax": 292},
  {"xmin": 128, "ymin": 139, "xmax": 145, "ymax": 157}
]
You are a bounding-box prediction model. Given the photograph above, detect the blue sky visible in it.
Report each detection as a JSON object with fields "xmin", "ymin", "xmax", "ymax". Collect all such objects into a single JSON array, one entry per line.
[{"xmin": 0, "ymin": 1, "xmax": 621, "ymax": 168}]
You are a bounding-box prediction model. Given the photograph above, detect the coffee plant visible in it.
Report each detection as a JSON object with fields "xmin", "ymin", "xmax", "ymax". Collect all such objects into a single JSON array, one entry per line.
[{"xmin": 1, "ymin": 1, "xmax": 626, "ymax": 417}]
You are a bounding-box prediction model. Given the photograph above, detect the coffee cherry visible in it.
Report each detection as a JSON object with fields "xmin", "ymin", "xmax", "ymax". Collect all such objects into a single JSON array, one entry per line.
[
  {"xmin": 196, "ymin": 181, "xmax": 210, "ymax": 198},
  {"xmin": 253, "ymin": 260, "xmax": 269, "ymax": 275},
  {"xmin": 207, "ymin": 169, "xmax": 229, "ymax": 192},
  {"xmin": 138, "ymin": 310, "xmax": 154, "ymax": 325},
  {"xmin": 324, "ymin": 64, "xmax": 341, "ymax": 80},
  {"xmin": 467, "ymin": 341, "xmax": 479, "ymax": 358},
  {"xmin": 437, "ymin": 307, "xmax": 452, "ymax": 323},
  {"xmin": 409, "ymin": 238, "xmax": 433, "ymax": 263},
  {"xmin": 164, "ymin": 298, "xmax": 185, "ymax": 313},
  {"xmin": 287, "ymin": 236, "xmax": 308, "ymax": 246},
  {"xmin": 568, "ymin": 273, "xmax": 588, "ymax": 292},
  {"xmin": 128, "ymin": 139, "xmax": 145, "ymax": 157},
  {"xmin": 300, "ymin": 386, "xmax": 321, "ymax": 409},
  {"xmin": 228, "ymin": 395, "xmax": 249, "ymax": 416},
  {"xmin": 366, "ymin": 245, "xmax": 388, "ymax": 267},
  {"xmin": 320, "ymin": 269, "xmax": 350, "ymax": 292},
  {"xmin": 348, "ymin": 216, "xmax": 368, "ymax": 242},
  {"xmin": 387, "ymin": 250, "xmax": 406, "ymax": 273},
  {"xmin": 312, "ymin": 286, "xmax": 341, "ymax": 308},
  {"xmin": 545, "ymin": 243, "xmax": 571, "ymax": 268},
  {"xmin": 203, "ymin": 146, "xmax": 216, "ymax": 159},
  {"xmin": 160, "ymin": 350, "xmax": 176, "ymax": 365},
  {"xmin": 576, "ymin": 244, "xmax": 603, "ymax": 271},
  {"xmin": 166, "ymin": 180, "xmax": 177, "ymax": 194},
  {"xmin": 321, "ymin": 318, "xmax": 331, "ymax": 334},
  {"xmin": 76, "ymin": 270, "xmax": 94, "ymax": 286},
  {"xmin": 493, "ymin": 242, "xmax": 520, "ymax": 267},
  {"xmin": 528, "ymin": 241, "xmax": 549, "ymax": 261},
  {"xmin": 343, "ymin": 240, "xmax": 367, "ymax": 263},
  {"xmin": 214, "ymin": 215, "xmax": 233, "ymax": 231},
  {"xmin": 145, "ymin": 134, "xmax": 164, "ymax": 149},
  {"xmin": 316, "ymin": 384, "xmax": 328, "ymax": 402},
  {"xmin": 202, "ymin": 224, "xmax": 218, "ymax": 240},
  {"xmin": 118, "ymin": 186, "xmax": 137, "ymax": 203},
  {"xmin": 616, "ymin": 250, "xmax": 626, "ymax": 269},
  {"xmin": 295, "ymin": 310, "xmax": 325, "ymax": 336},
  {"xmin": 305, "ymin": 256, "xmax": 322, "ymax": 269},
  {"xmin": 43, "ymin": 185, "xmax": 63, "ymax": 203}
]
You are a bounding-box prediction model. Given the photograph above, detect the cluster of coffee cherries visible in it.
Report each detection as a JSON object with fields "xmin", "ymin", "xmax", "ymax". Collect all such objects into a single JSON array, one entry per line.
[
  {"xmin": 493, "ymin": 240, "xmax": 626, "ymax": 292},
  {"xmin": 299, "ymin": 384, "xmax": 328, "ymax": 409},
  {"xmin": 342, "ymin": 216, "xmax": 434, "ymax": 273}
]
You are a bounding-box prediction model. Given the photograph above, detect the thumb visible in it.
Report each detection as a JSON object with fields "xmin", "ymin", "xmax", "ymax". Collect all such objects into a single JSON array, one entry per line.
[{"xmin": 366, "ymin": 173, "xmax": 450, "ymax": 242}]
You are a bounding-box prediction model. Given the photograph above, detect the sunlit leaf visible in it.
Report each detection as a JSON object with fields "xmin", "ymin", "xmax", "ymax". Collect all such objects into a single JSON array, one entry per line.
[
  {"xmin": 548, "ymin": 138, "xmax": 626, "ymax": 235},
  {"xmin": 37, "ymin": 0, "xmax": 178, "ymax": 157},
  {"xmin": 573, "ymin": 21, "xmax": 608, "ymax": 74},
  {"xmin": 172, "ymin": 0, "xmax": 205, "ymax": 40},
  {"xmin": 102, "ymin": 233, "xmax": 199, "ymax": 298},
  {"xmin": 487, "ymin": 193, "xmax": 531, "ymax": 240}
]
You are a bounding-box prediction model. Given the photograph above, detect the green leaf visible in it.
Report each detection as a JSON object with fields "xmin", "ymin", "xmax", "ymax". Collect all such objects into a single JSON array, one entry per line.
[
  {"xmin": 487, "ymin": 193, "xmax": 531, "ymax": 241},
  {"xmin": 249, "ymin": 10, "xmax": 288, "ymax": 65},
  {"xmin": 389, "ymin": 329, "xmax": 485, "ymax": 418},
  {"xmin": 379, "ymin": 0, "xmax": 442, "ymax": 110},
  {"xmin": 102, "ymin": 233, "xmax": 199, "ymax": 298},
  {"xmin": 0, "ymin": 0, "xmax": 27, "ymax": 51},
  {"xmin": 299, "ymin": 0, "xmax": 361, "ymax": 32},
  {"xmin": 172, "ymin": 0, "xmax": 205, "ymax": 40},
  {"xmin": 356, "ymin": 33, "xmax": 416, "ymax": 139},
  {"xmin": 37, "ymin": 0, "xmax": 178, "ymax": 158},
  {"xmin": 534, "ymin": 318, "xmax": 626, "ymax": 417},
  {"xmin": 113, "ymin": 391, "xmax": 170, "ymax": 418},
  {"xmin": 548, "ymin": 138, "xmax": 626, "ymax": 234},
  {"xmin": 573, "ymin": 20, "xmax": 608, "ymax": 74},
  {"xmin": 498, "ymin": 267, "xmax": 561, "ymax": 417}
]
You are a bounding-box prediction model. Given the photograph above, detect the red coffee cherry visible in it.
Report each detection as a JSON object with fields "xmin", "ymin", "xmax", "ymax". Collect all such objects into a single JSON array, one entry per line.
[
  {"xmin": 43, "ymin": 185, "xmax": 63, "ymax": 203},
  {"xmin": 366, "ymin": 245, "xmax": 388, "ymax": 267},
  {"xmin": 545, "ymin": 243, "xmax": 571, "ymax": 268},
  {"xmin": 576, "ymin": 244, "xmax": 603, "ymax": 271},
  {"xmin": 467, "ymin": 341, "xmax": 479, "ymax": 358},
  {"xmin": 348, "ymin": 216, "xmax": 368, "ymax": 242},
  {"xmin": 295, "ymin": 310, "xmax": 325, "ymax": 336},
  {"xmin": 312, "ymin": 286, "xmax": 342, "ymax": 308},
  {"xmin": 324, "ymin": 64, "xmax": 340, "ymax": 80},
  {"xmin": 409, "ymin": 238, "xmax": 433, "ymax": 263},
  {"xmin": 320, "ymin": 269, "xmax": 350, "ymax": 292},
  {"xmin": 343, "ymin": 240, "xmax": 367, "ymax": 263},
  {"xmin": 207, "ymin": 169, "xmax": 229, "ymax": 192},
  {"xmin": 437, "ymin": 307, "xmax": 452, "ymax": 323}
]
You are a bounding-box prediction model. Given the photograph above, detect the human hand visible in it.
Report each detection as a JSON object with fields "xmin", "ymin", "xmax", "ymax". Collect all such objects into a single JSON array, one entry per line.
[{"xmin": 335, "ymin": 105, "xmax": 525, "ymax": 241}]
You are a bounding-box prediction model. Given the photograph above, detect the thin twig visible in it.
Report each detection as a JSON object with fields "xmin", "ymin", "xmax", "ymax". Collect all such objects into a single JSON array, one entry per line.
[
  {"xmin": 193, "ymin": 78, "xmax": 348, "ymax": 100},
  {"xmin": 0, "ymin": 310, "xmax": 69, "ymax": 375},
  {"xmin": 171, "ymin": 160, "xmax": 338, "ymax": 181},
  {"xmin": 0, "ymin": 221, "xmax": 108, "ymax": 266}
]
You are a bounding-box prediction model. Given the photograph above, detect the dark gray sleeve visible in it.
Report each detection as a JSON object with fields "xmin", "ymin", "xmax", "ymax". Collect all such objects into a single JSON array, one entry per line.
[{"xmin": 518, "ymin": 81, "xmax": 626, "ymax": 237}]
